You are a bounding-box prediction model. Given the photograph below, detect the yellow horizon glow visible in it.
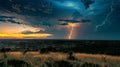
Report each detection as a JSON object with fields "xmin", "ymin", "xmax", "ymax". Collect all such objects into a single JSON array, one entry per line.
[{"xmin": 0, "ymin": 33, "xmax": 52, "ymax": 39}]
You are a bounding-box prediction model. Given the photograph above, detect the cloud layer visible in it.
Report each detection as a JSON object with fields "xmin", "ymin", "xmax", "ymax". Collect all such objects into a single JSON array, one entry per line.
[{"xmin": 0, "ymin": 0, "xmax": 120, "ymax": 39}]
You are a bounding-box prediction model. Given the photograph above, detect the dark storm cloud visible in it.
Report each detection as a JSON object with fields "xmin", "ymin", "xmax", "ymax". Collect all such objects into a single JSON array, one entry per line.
[
  {"xmin": 21, "ymin": 28, "xmax": 55, "ymax": 38},
  {"xmin": 0, "ymin": 0, "xmax": 56, "ymax": 27},
  {"xmin": 0, "ymin": 19, "xmax": 6, "ymax": 22},
  {"xmin": 58, "ymin": 19, "xmax": 90, "ymax": 23},
  {"xmin": 53, "ymin": 0, "xmax": 65, "ymax": 2},
  {"xmin": 0, "ymin": 0, "xmax": 78, "ymax": 26},
  {"xmin": 21, "ymin": 30, "xmax": 45, "ymax": 34},
  {"xmin": 0, "ymin": 16, "xmax": 15, "ymax": 22},
  {"xmin": 0, "ymin": 15, "xmax": 25, "ymax": 25},
  {"xmin": 7, "ymin": 19, "xmax": 22, "ymax": 24},
  {"xmin": 58, "ymin": 9, "xmax": 91, "ymax": 26},
  {"xmin": 0, "ymin": 0, "xmax": 120, "ymax": 39},
  {"xmin": 81, "ymin": 0, "xmax": 94, "ymax": 9},
  {"xmin": 21, "ymin": 31, "xmax": 34, "ymax": 34},
  {"xmin": 0, "ymin": 0, "xmax": 53, "ymax": 17},
  {"xmin": 0, "ymin": 16, "xmax": 15, "ymax": 19},
  {"xmin": 22, "ymin": 30, "xmax": 50, "ymax": 34}
]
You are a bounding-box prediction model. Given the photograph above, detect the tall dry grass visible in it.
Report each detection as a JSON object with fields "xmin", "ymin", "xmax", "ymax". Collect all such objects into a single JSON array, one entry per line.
[{"xmin": 0, "ymin": 52, "xmax": 120, "ymax": 67}]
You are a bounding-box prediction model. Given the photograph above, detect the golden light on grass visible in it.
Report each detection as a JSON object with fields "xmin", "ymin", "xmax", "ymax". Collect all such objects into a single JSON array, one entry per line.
[
  {"xmin": 0, "ymin": 52, "xmax": 120, "ymax": 67},
  {"xmin": 0, "ymin": 33, "xmax": 52, "ymax": 39}
]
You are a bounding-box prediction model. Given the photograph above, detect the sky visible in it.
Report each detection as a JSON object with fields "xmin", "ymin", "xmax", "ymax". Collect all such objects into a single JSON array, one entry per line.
[{"xmin": 0, "ymin": 0, "xmax": 120, "ymax": 40}]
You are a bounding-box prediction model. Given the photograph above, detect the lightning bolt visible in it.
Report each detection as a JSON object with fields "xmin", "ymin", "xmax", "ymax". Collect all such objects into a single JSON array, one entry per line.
[
  {"xmin": 68, "ymin": 23, "xmax": 78, "ymax": 39},
  {"xmin": 68, "ymin": 25, "xmax": 74, "ymax": 39},
  {"xmin": 95, "ymin": 0, "xmax": 114, "ymax": 31}
]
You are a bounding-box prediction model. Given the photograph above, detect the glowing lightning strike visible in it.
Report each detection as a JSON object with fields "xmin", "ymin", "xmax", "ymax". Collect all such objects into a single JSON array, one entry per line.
[
  {"xmin": 68, "ymin": 25, "xmax": 74, "ymax": 39},
  {"xmin": 68, "ymin": 23, "xmax": 77, "ymax": 39},
  {"xmin": 95, "ymin": 0, "xmax": 114, "ymax": 31}
]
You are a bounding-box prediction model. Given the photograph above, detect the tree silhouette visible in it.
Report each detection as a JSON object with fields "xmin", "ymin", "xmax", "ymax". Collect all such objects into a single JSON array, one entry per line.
[{"xmin": 68, "ymin": 51, "xmax": 76, "ymax": 60}]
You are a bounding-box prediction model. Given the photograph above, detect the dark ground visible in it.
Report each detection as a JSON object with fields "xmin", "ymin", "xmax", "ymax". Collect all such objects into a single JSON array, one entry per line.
[{"xmin": 0, "ymin": 39, "xmax": 120, "ymax": 56}]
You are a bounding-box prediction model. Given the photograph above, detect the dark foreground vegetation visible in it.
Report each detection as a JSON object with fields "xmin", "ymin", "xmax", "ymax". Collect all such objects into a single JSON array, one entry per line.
[
  {"xmin": 0, "ymin": 51, "xmax": 118, "ymax": 67},
  {"xmin": 0, "ymin": 39, "xmax": 120, "ymax": 56}
]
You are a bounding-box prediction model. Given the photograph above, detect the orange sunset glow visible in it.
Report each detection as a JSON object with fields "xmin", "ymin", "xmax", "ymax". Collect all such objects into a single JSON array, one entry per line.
[
  {"xmin": 0, "ymin": 23, "xmax": 52, "ymax": 39},
  {"xmin": 0, "ymin": 33, "xmax": 52, "ymax": 39}
]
